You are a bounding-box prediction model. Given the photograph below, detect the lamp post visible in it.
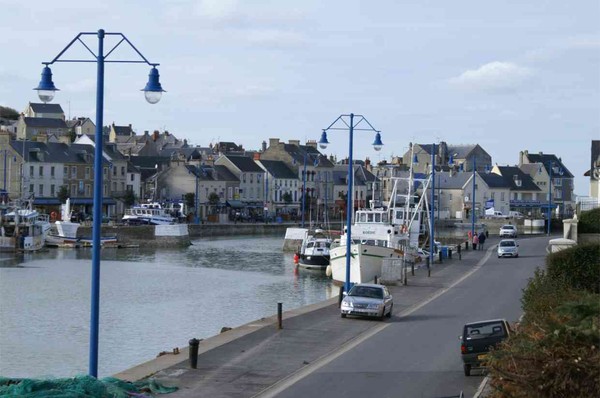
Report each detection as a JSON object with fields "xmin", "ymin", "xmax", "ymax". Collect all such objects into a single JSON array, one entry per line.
[
  {"xmin": 194, "ymin": 167, "xmax": 200, "ymax": 224},
  {"xmin": 301, "ymin": 150, "xmax": 307, "ymax": 228},
  {"xmin": 318, "ymin": 113, "xmax": 382, "ymax": 293},
  {"xmin": 544, "ymin": 161, "xmax": 563, "ymax": 235},
  {"xmin": 471, "ymin": 157, "xmax": 476, "ymax": 240},
  {"xmin": 35, "ymin": 29, "xmax": 164, "ymax": 377}
]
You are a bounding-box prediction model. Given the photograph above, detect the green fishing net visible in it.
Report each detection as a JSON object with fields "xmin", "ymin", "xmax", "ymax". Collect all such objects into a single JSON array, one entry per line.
[{"xmin": 0, "ymin": 375, "xmax": 177, "ymax": 397}]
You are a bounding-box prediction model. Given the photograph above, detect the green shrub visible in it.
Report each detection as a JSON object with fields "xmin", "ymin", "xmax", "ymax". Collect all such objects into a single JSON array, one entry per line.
[
  {"xmin": 546, "ymin": 243, "xmax": 600, "ymax": 294},
  {"xmin": 488, "ymin": 292, "xmax": 600, "ymax": 398},
  {"xmin": 578, "ymin": 207, "xmax": 600, "ymax": 233}
]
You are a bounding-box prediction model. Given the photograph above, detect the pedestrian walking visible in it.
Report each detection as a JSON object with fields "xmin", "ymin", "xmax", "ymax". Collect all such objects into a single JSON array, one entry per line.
[
  {"xmin": 472, "ymin": 233, "xmax": 479, "ymax": 250},
  {"xmin": 478, "ymin": 231, "xmax": 486, "ymax": 250}
]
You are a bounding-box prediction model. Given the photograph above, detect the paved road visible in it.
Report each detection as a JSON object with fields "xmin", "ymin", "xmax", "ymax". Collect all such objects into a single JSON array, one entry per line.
[
  {"xmin": 264, "ymin": 236, "xmax": 547, "ymax": 398},
  {"xmin": 131, "ymin": 235, "xmax": 550, "ymax": 398}
]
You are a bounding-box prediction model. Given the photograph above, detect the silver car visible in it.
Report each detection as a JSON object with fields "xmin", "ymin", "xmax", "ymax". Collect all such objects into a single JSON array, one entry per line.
[
  {"xmin": 499, "ymin": 224, "xmax": 518, "ymax": 238},
  {"xmin": 340, "ymin": 283, "xmax": 393, "ymax": 320},
  {"xmin": 497, "ymin": 239, "xmax": 519, "ymax": 258}
]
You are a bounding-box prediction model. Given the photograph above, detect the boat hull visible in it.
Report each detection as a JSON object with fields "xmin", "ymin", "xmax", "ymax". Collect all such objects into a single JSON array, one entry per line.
[
  {"xmin": 298, "ymin": 254, "xmax": 330, "ymax": 270},
  {"xmin": 329, "ymin": 243, "xmax": 403, "ymax": 285}
]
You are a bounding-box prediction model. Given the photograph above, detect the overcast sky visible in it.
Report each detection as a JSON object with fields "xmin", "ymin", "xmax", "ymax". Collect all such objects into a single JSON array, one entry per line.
[{"xmin": 1, "ymin": 0, "xmax": 598, "ymax": 195}]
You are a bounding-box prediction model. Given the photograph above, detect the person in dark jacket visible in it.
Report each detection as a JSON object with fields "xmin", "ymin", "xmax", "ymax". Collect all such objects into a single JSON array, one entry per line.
[{"xmin": 478, "ymin": 231, "xmax": 486, "ymax": 250}]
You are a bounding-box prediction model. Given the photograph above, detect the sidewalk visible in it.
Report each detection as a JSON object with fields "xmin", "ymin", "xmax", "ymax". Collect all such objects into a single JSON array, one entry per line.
[{"xmin": 115, "ymin": 241, "xmax": 497, "ymax": 398}]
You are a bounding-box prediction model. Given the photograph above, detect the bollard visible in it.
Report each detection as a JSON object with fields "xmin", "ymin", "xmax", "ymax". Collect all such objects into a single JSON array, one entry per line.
[
  {"xmin": 425, "ymin": 257, "xmax": 429, "ymax": 270},
  {"xmin": 448, "ymin": 248, "xmax": 452, "ymax": 259},
  {"xmin": 277, "ymin": 302, "xmax": 283, "ymax": 330},
  {"xmin": 457, "ymin": 244, "xmax": 462, "ymax": 260},
  {"xmin": 189, "ymin": 338, "xmax": 200, "ymax": 369},
  {"xmin": 338, "ymin": 285, "xmax": 344, "ymax": 307},
  {"xmin": 465, "ymin": 241, "xmax": 469, "ymax": 250},
  {"xmin": 412, "ymin": 261, "xmax": 415, "ymax": 276},
  {"xmin": 403, "ymin": 259, "xmax": 408, "ymax": 285},
  {"xmin": 374, "ymin": 275, "xmax": 378, "ymax": 284},
  {"xmin": 439, "ymin": 250, "xmax": 443, "ymax": 263}
]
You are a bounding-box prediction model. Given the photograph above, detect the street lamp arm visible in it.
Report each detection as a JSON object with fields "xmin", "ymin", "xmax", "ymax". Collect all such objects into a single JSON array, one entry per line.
[{"xmin": 43, "ymin": 32, "xmax": 159, "ymax": 66}]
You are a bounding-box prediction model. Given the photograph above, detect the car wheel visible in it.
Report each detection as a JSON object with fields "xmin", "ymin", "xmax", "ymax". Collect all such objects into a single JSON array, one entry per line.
[
  {"xmin": 341, "ymin": 313, "xmax": 346, "ymax": 318},
  {"xmin": 379, "ymin": 309, "xmax": 386, "ymax": 321},
  {"xmin": 515, "ymin": 254, "xmax": 519, "ymax": 258},
  {"xmin": 464, "ymin": 364, "xmax": 471, "ymax": 376},
  {"xmin": 386, "ymin": 304, "xmax": 393, "ymax": 318}
]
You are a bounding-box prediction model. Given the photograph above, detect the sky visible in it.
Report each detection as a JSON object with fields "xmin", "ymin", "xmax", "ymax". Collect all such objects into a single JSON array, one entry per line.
[{"xmin": 1, "ymin": 0, "xmax": 598, "ymax": 196}]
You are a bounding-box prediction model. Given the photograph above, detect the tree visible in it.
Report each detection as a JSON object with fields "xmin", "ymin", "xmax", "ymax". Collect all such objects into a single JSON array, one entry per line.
[
  {"xmin": 0, "ymin": 106, "xmax": 19, "ymax": 120},
  {"xmin": 208, "ymin": 192, "xmax": 220, "ymax": 215},
  {"xmin": 183, "ymin": 193, "xmax": 195, "ymax": 212},
  {"xmin": 57, "ymin": 185, "xmax": 69, "ymax": 204},
  {"xmin": 122, "ymin": 189, "xmax": 136, "ymax": 208}
]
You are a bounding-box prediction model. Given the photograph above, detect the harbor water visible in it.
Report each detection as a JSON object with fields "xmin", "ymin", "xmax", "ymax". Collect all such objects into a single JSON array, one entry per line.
[{"xmin": 0, "ymin": 235, "xmax": 334, "ymax": 378}]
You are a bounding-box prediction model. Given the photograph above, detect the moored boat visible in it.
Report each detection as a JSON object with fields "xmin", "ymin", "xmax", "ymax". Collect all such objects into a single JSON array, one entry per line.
[
  {"xmin": 0, "ymin": 203, "xmax": 50, "ymax": 252},
  {"xmin": 297, "ymin": 229, "xmax": 333, "ymax": 270},
  {"xmin": 122, "ymin": 202, "xmax": 176, "ymax": 225}
]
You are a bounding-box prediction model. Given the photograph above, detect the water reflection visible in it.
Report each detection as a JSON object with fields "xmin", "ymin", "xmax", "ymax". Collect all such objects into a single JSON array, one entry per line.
[{"xmin": 0, "ymin": 236, "xmax": 332, "ymax": 378}]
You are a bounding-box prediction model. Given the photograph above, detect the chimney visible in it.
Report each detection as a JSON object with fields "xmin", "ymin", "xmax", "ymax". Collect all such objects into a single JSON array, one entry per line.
[
  {"xmin": 268, "ymin": 138, "xmax": 280, "ymax": 148},
  {"xmin": 289, "ymin": 139, "xmax": 300, "ymax": 146},
  {"xmin": 253, "ymin": 152, "xmax": 261, "ymax": 160},
  {"xmin": 539, "ymin": 151, "xmax": 543, "ymax": 156},
  {"xmin": 153, "ymin": 130, "xmax": 159, "ymax": 141},
  {"xmin": 365, "ymin": 157, "xmax": 371, "ymax": 171},
  {"xmin": 305, "ymin": 140, "xmax": 317, "ymax": 149},
  {"xmin": 261, "ymin": 140, "xmax": 267, "ymax": 152}
]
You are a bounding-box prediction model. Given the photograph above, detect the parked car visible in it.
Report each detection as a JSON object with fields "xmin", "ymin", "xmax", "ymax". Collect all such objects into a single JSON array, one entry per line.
[
  {"xmin": 460, "ymin": 319, "xmax": 512, "ymax": 376},
  {"xmin": 497, "ymin": 239, "xmax": 519, "ymax": 258},
  {"xmin": 508, "ymin": 211, "xmax": 524, "ymax": 219},
  {"xmin": 340, "ymin": 283, "xmax": 393, "ymax": 320},
  {"xmin": 499, "ymin": 224, "xmax": 517, "ymax": 238}
]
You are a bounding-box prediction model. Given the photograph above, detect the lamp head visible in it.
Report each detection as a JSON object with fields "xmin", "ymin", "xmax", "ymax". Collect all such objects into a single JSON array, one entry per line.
[
  {"xmin": 448, "ymin": 154, "xmax": 454, "ymax": 166},
  {"xmin": 34, "ymin": 65, "xmax": 59, "ymax": 103},
  {"xmin": 372, "ymin": 132, "xmax": 383, "ymax": 151},
  {"xmin": 318, "ymin": 130, "xmax": 329, "ymax": 149},
  {"xmin": 142, "ymin": 67, "xmax": 165, "ymax": 104}
]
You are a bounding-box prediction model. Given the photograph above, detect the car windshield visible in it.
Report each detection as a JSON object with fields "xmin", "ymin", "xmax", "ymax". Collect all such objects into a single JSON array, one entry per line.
[
  {"xmin": 500, "ymin": 241, "xmax": 516, "ymax": 247},
  {"xmin": 465, "ymin": 322, "xmax": 506, "ymax": 339},
  {"xmin": 502, "ymin": 225, "xmax": 515, "ymax": 230},
  {"xmin": 348, "ymin": 286, "xmax": 383, "ymax": 299}
]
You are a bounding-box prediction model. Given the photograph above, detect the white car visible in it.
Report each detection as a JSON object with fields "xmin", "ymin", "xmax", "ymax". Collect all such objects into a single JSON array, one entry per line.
[
  {"xmin": 499, "ymin": 224, "xmax": 517, "ymax": 238},
  {"xmin": 497, "ymin": 239, "xmax": 519, "ymax": 258}
]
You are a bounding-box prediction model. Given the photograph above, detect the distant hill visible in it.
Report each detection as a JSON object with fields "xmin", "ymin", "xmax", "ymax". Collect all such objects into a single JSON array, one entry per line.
[{"xmin": 0, "ymin": 106, "xmax": 19, "ymax": 120}]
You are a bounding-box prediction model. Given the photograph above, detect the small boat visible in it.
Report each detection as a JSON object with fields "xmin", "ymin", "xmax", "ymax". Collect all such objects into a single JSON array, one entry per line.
[
  {"xmin": 0, "ymin": 202, "xmax": 51, "ymax": 252},
  {"xmin": 122, "ymin": 202, "xmax": 176, "ymax": 225},
  {"xmin": 297, "ymin": 229, "xmax": 333, "ymax": 270}
]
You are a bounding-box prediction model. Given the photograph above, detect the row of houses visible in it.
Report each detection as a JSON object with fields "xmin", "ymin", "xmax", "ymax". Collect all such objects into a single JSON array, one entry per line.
[{"xmin": 0, "ymin": 102, "xmax": 581, "ymax": 222}]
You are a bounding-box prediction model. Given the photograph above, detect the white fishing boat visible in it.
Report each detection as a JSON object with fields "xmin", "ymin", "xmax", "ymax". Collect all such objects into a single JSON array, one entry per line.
[
  {"xmin": 45, "ymin": 198, "xmax": 117, "ymax": 247},
  {"xmin": 122, "ymin": 202, "xmax": 176, "ymax": 225},
  {"xmin": 329, "ymin": 206, "xmax": 409, "ymax": 285},
  {"xmin": 328, "ymin": 172, "xmax": 431, "ymax": 285},
  {"xmin": 297, "ymin": 229, "xmax": 333, "ymax": 270},
  {"xmin": 0, "ymin": 202, "xmax": 50, "ymax": 252}
]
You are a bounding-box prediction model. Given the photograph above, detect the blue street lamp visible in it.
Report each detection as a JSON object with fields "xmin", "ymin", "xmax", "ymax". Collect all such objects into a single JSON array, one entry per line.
[
  {"xmin": 35, "ymin": 29, "xmax": 164, "ymax": 377},
  {"xmin": 318, "ymin": 113, "xmax": 382, "ymax": 293},
  {"xmin": 542, "ymin": 161, "xmax": 563, "ymax": 235},
  {"xmin": 469, "ymin": 158, "xmax": 490, "ymax": 240}
]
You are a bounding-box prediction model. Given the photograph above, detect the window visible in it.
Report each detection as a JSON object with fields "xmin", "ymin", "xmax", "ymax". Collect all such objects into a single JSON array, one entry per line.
[
  {"xmin": 103, "ymin": 167, "xmax": 108, "ymax": 179},
  {"xmin": 38, "ymin": 184, "xmax": 43, "ymax": 196},
  {"xmin": 112, "ymin": 182, "xmax": 117, "ymax": 191},
  {"xmin": 85, "ymin": 167, "xmax": 90, "ymax": 179},
  {"xmin": 501, "ymin": 192, "xmax": 505, "ymax": 201},
  {"xmin": 51, "ymin": 166, "xmax": 55, "ymax": 177},
  {"xmin": 39, "ymin": 166, "xmax": 43, "ymax": 176},
  {"xmin": 242, "ymin": 174, "xmax": 246, "ymax": 183},
  {"xmin": 85, "ymin": 184, "xmax": 91, "ymax": 196},
  {"xmin": 71, "ymin": 184, "xmax": 76, "ymax": 196},
  {"xmin": 130, "ymin": 174, "xmax": 134, "ymax": 181},
  {"xmin": 64, "ymin": 166, "xmax": 68, "ymax": 176},
  {"xmin": 30, "ymin": 166, "xmax": 34, "ymax": 177},
  {"xmin": 121, "ymin": 182, "xmax": 125, "ymax": 191},
  {"xmin": 121, "ymin": 166, "xmax": 125, "ymax": 176},
  {"xmin": 71, "ymin": 166, "xmax": 77, "ymax": 178},
  {"xmin": 50, "ymin": 185, "xmax": 55, "ymax": 196},
  {"xmin": 103, "ymin": 184, "xmax": 108, "ymax": 196},
  {"xmin": 113, "ymin": 166, "xmax": 117, "ymax": 176},
  {"xmin": 491, "ymin": 192, "xmax": 495, "ymax": 199}
]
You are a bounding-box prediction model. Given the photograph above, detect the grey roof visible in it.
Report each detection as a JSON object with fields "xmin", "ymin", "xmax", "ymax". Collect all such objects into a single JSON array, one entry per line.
[
  {"xmin": 225, "ymin": 155, "xmax": 264, "ymax": 172},
  {"xmin": 479, "ymin": 173, "xmax": 511, "ymax": 188},
  {"xmin": 495, "ymin": 166, "xmax": 541, "ymax": 191},
  {"xmin": 436, "ymin": 172, "xmax": 473, "ymax": 189},
  {"xmin": 259, "ymin": 160, "xmax": 298, "ymax": 179},
  {"xmin": 415, "ymin": 144, "xmax": 436, "ymax": 155},
  {"xmin": 186, "ymin": 165, "xmax": 214, "ymax": 181},
  {"xmin": 29, "ymin": 103, "xmax": 64, "ymax": 114},
  {"xmin": 159, "ymin": 147, "xmax": 201, "ymax": 160},
  {"xmin": 112, "ymin": 124, "xmax": 134, "ymax": 136},
  {"xmin": 23, "ymin": 117, "xmax": 67, "ymax": 128},
  {"xmin": 66, "ymin": 117, "xmax": 93, "ymax": 128},
  {"xmin": 525, "ymin": 153, "xmax": 574, "ymax": 178},
  {"xmin": 9, "ymin": 140, "xmax": 106, "ymax": 165},
  {"xmin": 213, "ymin": 165, "xmax": 240, "ymax": 182},
  {"xmin": 447, "ymin": 145, "xmax": 477, "ymax": 159}
]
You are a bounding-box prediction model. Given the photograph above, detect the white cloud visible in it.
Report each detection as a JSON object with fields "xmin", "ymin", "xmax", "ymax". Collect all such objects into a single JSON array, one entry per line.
[{"xmin": 449, "ymin": 61, "xmax": 534, "ymax": 93}]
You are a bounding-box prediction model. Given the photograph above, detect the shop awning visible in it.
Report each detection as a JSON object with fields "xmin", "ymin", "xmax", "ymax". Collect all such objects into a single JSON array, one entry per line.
[
  {"xmin": 226, "ymin": 200, "xmax": 244, "ymax": 208},
  {"xmin": 33, "ymin": 198, "xmax": 61, "ymax": 205},
  {"xmin": 71, "ymin": 198, "xmax": 117, "ymax": 205}
]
